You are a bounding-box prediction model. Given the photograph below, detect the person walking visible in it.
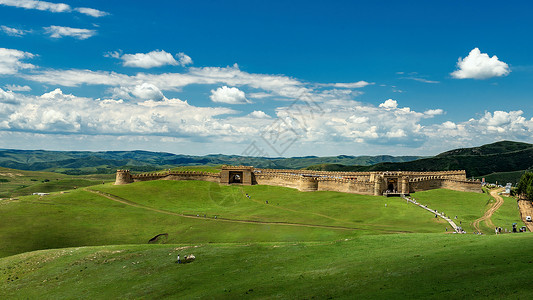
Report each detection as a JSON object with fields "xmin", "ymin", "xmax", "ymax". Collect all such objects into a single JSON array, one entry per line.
[{"xmin": 177, "ymin": 254, "xmax": 181, "ymax": 264}]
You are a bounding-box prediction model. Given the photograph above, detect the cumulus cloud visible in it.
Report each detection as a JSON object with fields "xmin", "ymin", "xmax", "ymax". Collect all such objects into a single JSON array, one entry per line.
[
  {"xmin": 0, "ymin": 0, "xmax": 108, "ymax": 17},
  {"xmin": 177, "ymin": 52, "xmax": 193, "ymax": 66},
  {"xmin": 113, "ymin": 50, "xmax": 192, "ymax": 68},
  {"xmin": 44, "ymin": 25, "xmax": 96, "ymax": 40},
  {"xmin": 248, "ymin": 110, "xmax": 271, "ymax": 119},
  {"xmin": 131, "ymin": 83, "xmax": 165, "ymax": 101},
  {"xmin": 0, "ymin": 88, "xmax": 243, "ymax": 137},
  {"xmin": 451, "ymin": 48, "xmax": 510, "ymax": 79},
  {"xmin": 107, "ymin": 83, "xmax": 165, "ymax": 101},
  {"xmin": 422, "ymin": 110, "xmax": 533, "ymax": 153},
  {"xmin": 210, "ymin": 86, "xmax": 249, "ymax": 104},
  {"xmin": 424, "ymin": 109, "xmax": 444, "ymax": 116},
  {"xmin": 1, "ymin": 25, "xmax": 30, "ymax": 37},
  {"xmin": 379, "ymin": 99, "xmax": 398, "ymax": 109},
  {"xmin": 0, "ymin": 48, "xmax": 35, "ymax": 74}
]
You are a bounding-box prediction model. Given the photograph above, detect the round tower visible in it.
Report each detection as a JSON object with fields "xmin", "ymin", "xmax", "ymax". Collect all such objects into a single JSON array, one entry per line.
[{"xmin": 115, "ymin": 170, "xmax": 133, "ymax": 185}]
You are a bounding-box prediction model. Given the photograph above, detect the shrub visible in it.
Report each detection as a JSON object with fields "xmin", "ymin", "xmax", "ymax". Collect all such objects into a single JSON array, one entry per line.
[{"xmin": 516, "ymin": 172, "xmax": 533, "ymax": 200}]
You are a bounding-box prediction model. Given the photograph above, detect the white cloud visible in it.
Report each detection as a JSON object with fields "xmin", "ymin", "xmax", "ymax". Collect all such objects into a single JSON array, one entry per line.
[
  {"xmin": 424, "ymin": 109, "xmax": 444, "ymax": 116},
  {"xmin": 115, "ymin": 50, "xmax": 192, "ymax": 68},
  {"xmin": 44, "ymin": 25, "xmax": 96, "ymax": 40},
  {"xmin": 0, "ymin": 48, "xmax": 35, "ymax": 74},
  {"xmin": 327, "ymin": 81, "xmax": 373, "ymax": 89},
  {"xmin": 0, "ymin": 89, "xmax": 243, "ymax": 137},
  {"xmin": 248, "ymin": 110, "xmax": 271, "ymax": 119},
  {"xmin": 451, "ymin": 48, "xmax": 510, "ymax": 79},
  {"xmin": 379, "ymin": 99, "xmax": 398, "ymax": 109},
  {"xmin": 177, "ymin": 52, "xmax": 193, "ymax": 66},
  {"xmin": 403, "ymin": 77, "xmax": 440, "ymax": 84},
  {"xmin": 0, "ymin": 0, "xmax": 108, "ymax": 17},
  {"xmin": 74, "ymin": 7, "xmax": 108, "ymax": 17},
  {"xmin": 210, "ymin": 86, "xmax": 249, "ymax": 104},
  {"xmin": 0, "ymin": 87, "xmax": 15, "ymax": 100},
  {"xmin": 4, "ymin": 84, "xmax": 31, "ymax": 91},
  {"xmin": 131, "ymin": 83, "xmax": 164, "ymax": 101},
  {"xmin": 249, "ymin": 92, "xmax": 273, "ymax": 99},
  {"xmin": 0, "ymin": 0, "xmax": 70, "ymax": 12},
  {"xmin": 21, "ymin": 64, "xmax": 308, "ymax": 100},
  {"xmin": 1, "ymin": 25, "xmax": 30, "ymax": 37}
]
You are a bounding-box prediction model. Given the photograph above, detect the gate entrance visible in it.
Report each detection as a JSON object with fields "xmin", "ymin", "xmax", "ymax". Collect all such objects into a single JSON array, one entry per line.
[{"xmin": 229, "ymin": 171, "xmax": 243, "ymax": 184}]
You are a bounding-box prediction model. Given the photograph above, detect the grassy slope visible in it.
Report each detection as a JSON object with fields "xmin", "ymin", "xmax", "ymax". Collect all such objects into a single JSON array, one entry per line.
[
  {"xmin": 1, "ymin": 234, "xmax": 533, "ymax": 299},
  {"xmin": 0, "ymin": 180, "xmax": 458, "ymax": 258},
  {"xmin": 409, "ymin": 189, "xmax": 492, "ymax": 233},
  {"xmin": 492, "ymin": 195, "xmax": 523, "ymax": 230},
  {"xmin": 0, "ymin": 167, "xmax": 113, "ymax": 198},
  {"xmin": 92, "ymin": 180, "xmax": 446, "ymax": 234},
  {"xmin": 0, "ymin": 189, "xmax": 353, "ymax": 258}
]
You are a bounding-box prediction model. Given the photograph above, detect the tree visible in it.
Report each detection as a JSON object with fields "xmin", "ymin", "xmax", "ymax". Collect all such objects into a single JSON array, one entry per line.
[{"xmin": 516, "ymin": 172, "xmax": 533, "ymax": 200}]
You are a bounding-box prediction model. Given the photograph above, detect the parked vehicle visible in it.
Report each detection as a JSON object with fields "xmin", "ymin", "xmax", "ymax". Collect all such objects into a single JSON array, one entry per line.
[{"xmin": 526, "ymin": 216, "xmax": 532, "ymax": 222}]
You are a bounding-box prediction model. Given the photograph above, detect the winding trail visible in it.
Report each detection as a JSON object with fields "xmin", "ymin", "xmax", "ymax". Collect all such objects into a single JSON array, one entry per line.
[
  {"xmin": 85, "ymin": 188, "xmax": 358, "ymax": 231},
  {"xmin": 472, "ymin": 188, "xmax": 504, "ymax": 233},
  {"xmin": 518, "ymin": 200, "xmax": 533, "ymax": 232}
]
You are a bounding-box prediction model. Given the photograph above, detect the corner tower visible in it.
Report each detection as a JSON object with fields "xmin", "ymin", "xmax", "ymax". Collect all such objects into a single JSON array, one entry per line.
[{"xmin": 115, "ymin": 170, "xmax": 133, "ymax": 185}]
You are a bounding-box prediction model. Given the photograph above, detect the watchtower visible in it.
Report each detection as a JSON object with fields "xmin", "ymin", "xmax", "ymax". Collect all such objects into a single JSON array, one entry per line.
[{"xmin": 115, "ymin": 170, "xmax": 133, "ymax": 185}]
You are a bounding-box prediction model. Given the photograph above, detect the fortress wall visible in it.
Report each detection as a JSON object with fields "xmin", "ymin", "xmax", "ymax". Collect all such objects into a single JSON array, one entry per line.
[
  {"xmin": 254, "ymin": 169, "xmax": 466, "ymax": 181},
  {"xmin": 408, "ymin": 177, "xmax": 482, "ymax": 193},
  {"xmin": 441, "ymin": 179, "xmax": 482, "ymax": 193},
  {"xmin": 409, "ymin": 178, "xmax": 444, "ymax": 192},
  {"xmin": 132, "ymin": 171, "xmax": 220, "ymax": 183},
  {"xmin": 254, "ymin": 174, "xmax": 303, "ymax": 190},
  {"xmin": 318, "ymin": 178, "xmax": 374, "ymax": 195}
]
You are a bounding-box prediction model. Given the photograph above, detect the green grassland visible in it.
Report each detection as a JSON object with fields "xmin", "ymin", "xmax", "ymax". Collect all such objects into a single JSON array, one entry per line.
[
  {"xmin": 410, "ymin": 189, "xmax": 491, "ymax": 233},
  {"xmin": 91, "ymin": 180, "xmax": 447, "ymax": 234},
  {"xmin": 0, "ymin": 167, "xmax": 113, "ymax": 198},
  {"xmin": 1, "ymin": 233, "xmax": 532, "ymax": 299},
  {"xmin": 0, "ymin": 180, "xmax": 454, "ymax": 258},
  {"xmin": 0, "ymin": 174, "xmax": 530, "ymax": 299},
  {"xmin": 492, "ymin": 195, "xmax": 523, "ymax": 230}
]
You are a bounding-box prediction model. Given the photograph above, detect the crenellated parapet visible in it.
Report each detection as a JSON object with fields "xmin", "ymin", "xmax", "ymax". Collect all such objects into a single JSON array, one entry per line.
[{"xmin": 115, "ymin": 167, "xmax": 480, "ymax": 195}]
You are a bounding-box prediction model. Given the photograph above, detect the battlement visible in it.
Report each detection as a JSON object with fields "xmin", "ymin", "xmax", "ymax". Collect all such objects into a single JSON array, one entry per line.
[{"xmin": 115, "ymin": 167, "xmax": 480, "ymax": 195}]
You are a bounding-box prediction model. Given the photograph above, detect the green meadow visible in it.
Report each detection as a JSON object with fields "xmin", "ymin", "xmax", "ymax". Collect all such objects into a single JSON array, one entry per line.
[
  {"xmin": 0, "ymin": 176, "xmax": 531, "ymax": 299},
  {"xmin": 1, "ymin": 234, "xmax": 532, "ymax": 299}
]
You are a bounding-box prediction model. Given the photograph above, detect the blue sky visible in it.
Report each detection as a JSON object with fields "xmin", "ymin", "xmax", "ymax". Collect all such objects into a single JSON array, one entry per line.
[{"xmin": 0, "ymin": 0, "xmax": 532, "ymax": 157}]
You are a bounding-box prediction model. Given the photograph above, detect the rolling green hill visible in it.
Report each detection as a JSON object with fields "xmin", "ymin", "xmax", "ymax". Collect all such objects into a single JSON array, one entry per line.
[
  {"xmin": 0, "ymin": 149, "xmax": 424, "ymax": 174},
  {"xmin": 1, "ymin": 234, "xmax": 532, "ymax": 299},
  {"xmin": 0, "ymin": 175, "xmax": 529, "ymax": 298}
]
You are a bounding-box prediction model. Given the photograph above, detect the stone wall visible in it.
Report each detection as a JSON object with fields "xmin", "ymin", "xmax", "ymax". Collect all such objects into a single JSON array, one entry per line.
[
  {"xmin": 116, "ymin": 171, "xmax": 221, "ymax": 184},
  {"xmin": 317, "ymin": 178, "xmax": 375, "ymax": 195},
  {"xmin": 408, "ymin": 177, "xmax": 482, "ymax": 193},
  {"xmin": 115, "ymin": 168, "xmax": 480, "ymax": 195}
]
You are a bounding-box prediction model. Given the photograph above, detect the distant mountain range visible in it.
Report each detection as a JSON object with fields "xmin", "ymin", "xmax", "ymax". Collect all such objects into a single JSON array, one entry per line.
[
  {"xmin": 1, "ymin": 141, "xmax": 531, "ymax": 183},
  {"xmin": 0, "ymin": 149, "xmax": 424, "ymax": 174}
]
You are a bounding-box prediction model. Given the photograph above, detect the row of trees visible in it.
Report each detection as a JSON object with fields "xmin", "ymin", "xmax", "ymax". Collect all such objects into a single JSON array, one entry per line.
[{"xmin": 517, "ymin": 172, "xmax": 533, "ymax": 200}]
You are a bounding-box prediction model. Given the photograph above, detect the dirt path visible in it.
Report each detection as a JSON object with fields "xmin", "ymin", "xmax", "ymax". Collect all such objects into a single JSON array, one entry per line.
[
  {"xmin": 85, "ymin": 188, "xmax": 358, "ymax": 231},
  {"xmin": 518, "ymin": 200, "xmax": 533, "ymax": 232},
  {"xmin": 472, "ymin": 188, "xmax": 504, "ymax": 233}
]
